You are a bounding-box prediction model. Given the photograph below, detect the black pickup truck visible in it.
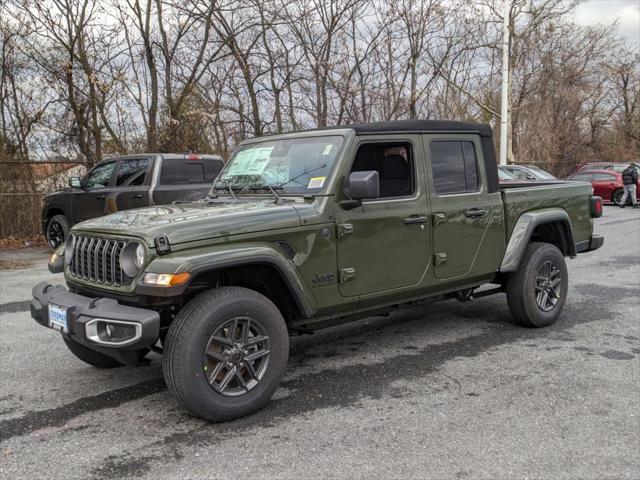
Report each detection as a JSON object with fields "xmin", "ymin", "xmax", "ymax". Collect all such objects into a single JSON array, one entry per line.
[{"xmin": 42, "ymin": 153, "xmax": 224, "ymax": 249}]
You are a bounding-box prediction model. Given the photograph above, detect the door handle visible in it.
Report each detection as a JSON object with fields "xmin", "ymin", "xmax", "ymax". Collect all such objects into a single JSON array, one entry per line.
[
  {"xmin": 132, "ymin": 194, "xmax": 143, "ymax": 199},
  {"xmin": 96, "ymin": 195, "xmax": 106, "ymax": 200},
  {"xmin": 403, "ymin": 215, "xmax": 429, "ymax": 225},
  {"xmin": 464, "ymin": 208, "xmax": 487, "ymax": 218}
]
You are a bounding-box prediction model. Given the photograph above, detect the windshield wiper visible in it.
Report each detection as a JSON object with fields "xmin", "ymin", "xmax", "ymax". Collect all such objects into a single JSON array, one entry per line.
[
  {"xmin": 209, "ymin": 182, "xmax": 241, "ymax": 201},
  {"xmin": 276, "ymin": 163, "xmax": 327, "ymax": 189},
  {"xmin": 246, "ymin": 184, "xmax": 284, "ymax": 204}
]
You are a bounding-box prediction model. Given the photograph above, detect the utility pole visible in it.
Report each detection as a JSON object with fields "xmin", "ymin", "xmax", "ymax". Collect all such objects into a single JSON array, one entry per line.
[{"xmin": 499, "ymin": 0, "xmax": 511, "ymax": 166}]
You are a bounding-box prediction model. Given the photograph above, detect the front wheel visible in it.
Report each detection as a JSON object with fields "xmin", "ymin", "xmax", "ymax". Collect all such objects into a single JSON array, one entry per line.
[
  {"xmin": 162, "ymin": 287, "xmax": 289, "ymax": 422},
  {"xmin": 46, "ymin": 214, "xmax": 69, "ymax": 250},
  {"xmin": 506, "ymin": 242, "xmax": 568, "ymax": 328}
]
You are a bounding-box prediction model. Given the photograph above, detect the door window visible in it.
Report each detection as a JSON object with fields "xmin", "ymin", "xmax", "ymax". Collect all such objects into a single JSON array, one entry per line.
[
  {"xmin": 85, "ymin": 161, "xmax": 115, "ymax": 188},
  {"xmin": 116, "ymin": 158, "xmax": 149, "ymax": 186},
  {"xmin": 569, "ymin": 173, "xmax": 594, "ymax": 181},
  {"xmin": 592, "ymin": 173, "xmax": 616, "ymax": 181},
  {"xmin": 350, "ymin": 143, "xmax": 414, "ymax": 198},
  {"xmin": 430, "ymin": 141, "xmax": 479, "ymax": 194}
]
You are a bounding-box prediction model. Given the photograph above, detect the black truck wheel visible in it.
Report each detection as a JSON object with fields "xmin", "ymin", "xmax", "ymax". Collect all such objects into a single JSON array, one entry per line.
[
  {"xmin": 162, "ymin": 286, "xmax": 289, "ymax": 422},
  {"xmin": 62, "ymin": 335, "xmax": 122, "ymax": 368},
  {"xmin": 46, "ymin": 214, "xmax": 69, "ymax": 250},
  {"xmin": 506, "ymin": 242, "xmax": 568, "ymax": 328}
]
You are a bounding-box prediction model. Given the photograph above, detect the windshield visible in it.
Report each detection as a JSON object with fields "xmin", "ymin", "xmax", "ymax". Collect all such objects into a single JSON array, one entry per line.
[
  {"xmin": 527, "ymin": 166, "xmax": 556, "ymax": 179},
  {"xmin": 212, "ymin": 136, "xmax": 344, "ymax": 195},
  {"xmin": 498, "ymin": 167, "xmax": 516, "ymax": 180}
]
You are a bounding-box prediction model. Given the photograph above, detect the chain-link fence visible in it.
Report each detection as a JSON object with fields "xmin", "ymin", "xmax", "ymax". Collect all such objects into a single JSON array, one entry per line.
[{"xmin": 0, "ymin": 161, "xmax": 88, "ymax": 239}]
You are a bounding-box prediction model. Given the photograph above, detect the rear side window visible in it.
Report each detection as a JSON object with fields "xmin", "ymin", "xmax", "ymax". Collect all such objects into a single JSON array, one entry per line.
[
  {"xmin": 570, "ymin": 173, "xmax": 593, "ymax": 181},
  {"xmin": 116, "ymin": 158, "xmax": 149, "ymax": 186},
  {"xmin": 204, "ymin": 159, "xmax": 224, "ymax": 182},
  {"xmin": 430, "ymin": 141, "xmax": 479, "ymax": 194},
  {"xmin": 593, "ymin": 173, "xmax": 616, "ymax": 181},
  {"xmin": 161, "ymin": 159, "xmax": 205, "ymax": 185},
  {"xmin": 161, "ymin": 158, "xmax": 224, "ymax": 185}
]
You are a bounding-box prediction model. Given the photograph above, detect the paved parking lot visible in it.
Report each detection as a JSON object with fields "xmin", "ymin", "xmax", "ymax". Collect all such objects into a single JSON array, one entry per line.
[{"xmin": 1, "ymin": 206, "xmax": 639, "ymax": 479}]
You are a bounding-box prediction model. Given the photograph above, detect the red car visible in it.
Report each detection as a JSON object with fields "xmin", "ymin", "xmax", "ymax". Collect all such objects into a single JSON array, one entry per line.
[
  {"xmin": 572, "ymin": 162, "xmax": 639, "ymax": 174},
  {"xmin": 567, "ymin": 169, "xmax": 640, "ymax": 205}
]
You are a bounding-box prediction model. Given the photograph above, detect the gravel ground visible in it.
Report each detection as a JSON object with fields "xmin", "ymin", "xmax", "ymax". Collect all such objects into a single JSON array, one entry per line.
[{"xmin": 0, "ymin": 206, "xmax": 638, "ymax": 480}]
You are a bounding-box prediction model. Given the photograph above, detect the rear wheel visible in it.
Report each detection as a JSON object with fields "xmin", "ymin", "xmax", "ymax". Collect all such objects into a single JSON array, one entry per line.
[
  {"xmin": 506, "ymin": 242, "xmax": 568, "ymax": 328},
  {"xmin": 612, "ymin": 189, "xmax": 624, "ymax": 206},
  {"xmin": 162, "ymin": 286, "xmax": 289, "ymax": 422},
  {"xmin": 46, "ymin": 214, "xmax": 69, "ymax": 250}
]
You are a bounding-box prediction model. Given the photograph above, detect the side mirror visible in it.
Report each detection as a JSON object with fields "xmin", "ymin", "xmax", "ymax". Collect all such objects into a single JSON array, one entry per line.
[
  {"xmin": 68, "ymin": 176, "xmax": 82, "ymax": 188},
  {"xmin": 340, "ymin": 170, "xmax": 379, "ymax": 209}
]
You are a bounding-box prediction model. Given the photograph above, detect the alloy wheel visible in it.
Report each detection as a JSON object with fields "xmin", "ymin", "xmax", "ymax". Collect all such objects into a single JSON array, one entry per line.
[
  {"xmin": 535, "ymin": 260, "xmax": 562, "ymax": 312},
  {"xmin": 203, "ymin": 316, "xmax": 271, "ymax": 397},
  {"xmin": 47, "ymin": 220, "xmax": 65, "ymax": 249}
]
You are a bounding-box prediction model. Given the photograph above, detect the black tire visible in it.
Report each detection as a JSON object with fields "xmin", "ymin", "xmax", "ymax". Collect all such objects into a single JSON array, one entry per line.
[
  {"xmin": 162, "ymin": 287, "xmax": 289, "ymax": 422},
  {"xmin": 62, "ymin": 335, "xmax": 122, "ymax": 368},
  {"xmin": 611, "ymin": 189, "xmax": 624, "ymax": 206},
  {"xmin": 46, "ymin": 214, "xmax": 69, "ymax": 250},
  {"xmin": 506, "ymin": 242, "xmax": 568, "ymax": 328}
]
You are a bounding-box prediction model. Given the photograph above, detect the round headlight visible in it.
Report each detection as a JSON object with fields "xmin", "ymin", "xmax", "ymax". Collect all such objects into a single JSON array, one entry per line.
[
  {"xmin": 135, "ymin": 243, "xmax": 145, "ymax": 269},
  {"xmin": 120, "ymin": 242, "xmax": 145, "ymax": 277},
  {"xmin": 64, "ymin": 234, "xmax": 74, "ymax": 264}
]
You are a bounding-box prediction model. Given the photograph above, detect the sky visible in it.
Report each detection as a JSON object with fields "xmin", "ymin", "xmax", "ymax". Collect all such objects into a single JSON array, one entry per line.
[{"xmin": 573, "ymin": 0, "xmax": 640, "ymax": 45}]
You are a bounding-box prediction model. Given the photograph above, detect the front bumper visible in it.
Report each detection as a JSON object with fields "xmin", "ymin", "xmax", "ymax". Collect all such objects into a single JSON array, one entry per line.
[
  {"xmin": 31, "ymin": 282, "xmax": 160, "ymax": 364},
  {"xmin": 576, "ymin": 234, "xmax": 604, "ymax": 253}
]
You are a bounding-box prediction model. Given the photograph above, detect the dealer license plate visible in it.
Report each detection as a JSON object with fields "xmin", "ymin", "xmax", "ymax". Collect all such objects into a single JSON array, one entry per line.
[{"xmin": 48, "ymin": 304, "xmax": 68, "ymax": 333}]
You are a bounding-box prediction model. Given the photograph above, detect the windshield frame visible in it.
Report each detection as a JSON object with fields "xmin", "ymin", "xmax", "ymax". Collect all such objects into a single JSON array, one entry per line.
[{"xmin": 210, "ymin": 130, "xmax": 351, "ymax": 197}]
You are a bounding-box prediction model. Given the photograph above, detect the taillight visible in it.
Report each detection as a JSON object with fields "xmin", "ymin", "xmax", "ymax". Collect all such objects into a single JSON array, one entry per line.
[
  {"xmin": 590, "ymin": 196, "xmax": 603, "ymax": 218},
  {"xmin": 185, "ymin": 153, "xmax": 202, "ymax": 160}
]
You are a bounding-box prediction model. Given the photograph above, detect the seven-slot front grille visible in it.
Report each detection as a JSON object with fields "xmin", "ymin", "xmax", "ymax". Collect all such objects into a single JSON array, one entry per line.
[{"xmin": 68, "ymin": 235, "xmax": 132, "ymax": 286}]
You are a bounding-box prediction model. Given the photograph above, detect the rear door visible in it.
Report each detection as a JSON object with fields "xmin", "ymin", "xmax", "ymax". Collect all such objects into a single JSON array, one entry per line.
[
  {"xmin": 424, "ymin": 134, "xmax": 501, "ymax": 279},
  {"xmin": 152, "ymin": 156, "xmax": 221, "ymax": 205},
  {"xmin": 112, "ymin": 157, "xmax": 152, "ymax": 211}
]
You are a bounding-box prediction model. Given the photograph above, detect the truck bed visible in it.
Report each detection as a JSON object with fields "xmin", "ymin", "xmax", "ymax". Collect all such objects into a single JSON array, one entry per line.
[{"xmin": 500, "ymin": 181, "xmax": 593, "ymax": 245}]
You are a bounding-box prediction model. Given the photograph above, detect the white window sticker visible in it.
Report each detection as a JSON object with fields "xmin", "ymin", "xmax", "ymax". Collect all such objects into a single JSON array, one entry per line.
[
  {"xmin": 227, "ymin": 147, "xmax": 274, "ymax": 176},
  {"xmin": 322, "ymin": 144, "xmax": 334, "ymax": 155},
  {"xmin": 308, "ymin": 176, "xmax": 326, "ymax": 189}
]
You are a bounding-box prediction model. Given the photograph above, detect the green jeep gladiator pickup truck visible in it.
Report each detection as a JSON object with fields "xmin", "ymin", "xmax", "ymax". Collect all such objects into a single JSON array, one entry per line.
[{"xmin": 31, "ymin": 120, "xmax": 604, "ymax": 422}]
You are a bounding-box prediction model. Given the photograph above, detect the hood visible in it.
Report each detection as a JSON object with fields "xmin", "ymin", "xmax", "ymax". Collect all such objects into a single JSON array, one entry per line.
[{"xmin": 73, "ymin": 198, "xmax": 301, "ymax": 246}]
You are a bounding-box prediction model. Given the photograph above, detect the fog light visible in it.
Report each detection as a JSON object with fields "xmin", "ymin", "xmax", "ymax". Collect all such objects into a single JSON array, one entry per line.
[{"xmin": 85, "ymin": 319, "xmax": 142, "ymax": 346}]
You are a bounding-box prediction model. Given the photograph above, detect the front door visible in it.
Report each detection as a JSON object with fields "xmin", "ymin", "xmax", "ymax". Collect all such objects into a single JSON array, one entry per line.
[
  {"xmin": 75, "ymin": 160, "xmax": 117, "ymax": 222},
  {"xmin": 424, "ymin": 135, "xmax": 496, "ymax": 279},
  {"xmin": 335, "ymin": 136, "xmax": 430, "ymax": 297}
]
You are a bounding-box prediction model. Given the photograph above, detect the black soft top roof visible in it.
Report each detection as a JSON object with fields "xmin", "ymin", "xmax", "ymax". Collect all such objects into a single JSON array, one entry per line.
[{"xmin": 343, "ymin": 119, "xmax": 493, "ymax": 137}]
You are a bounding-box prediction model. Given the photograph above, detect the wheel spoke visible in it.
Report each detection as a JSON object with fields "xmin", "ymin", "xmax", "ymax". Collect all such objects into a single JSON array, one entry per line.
[
  {"xmin": 240, "ymin": 318, "xmax": 251, "ymax": 346},
  {"xmin": 207, "ymin": 362, "xmax": 224, "ymax": 384},
  {"xmin": 540, "ymin": 291, "xmax": 549, "ymax": 309},
  {"xmin": 246, "ymin": 335, "xmax": 269, "ymax": 346},
  {"xmin": 245, "ymin": 349, "xmax": 270, "ymax": 362},
  {"xmin": 205, "ymin": 350, "xmax": 225, "ymax": 362},
  {"xmin": 244, "ymin": 360, "xmax": 258, "ymax": 379},
  {"xmin": 218, "ymin": 366, "xmax": 237, "ymax": 392},
  {"xmin": 210, "ymin": 335, "xmax": 234, "ymax": 347},
  {"xmin": 235, "ymin": 369, "xmax": 249, "ymax": 391}
]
